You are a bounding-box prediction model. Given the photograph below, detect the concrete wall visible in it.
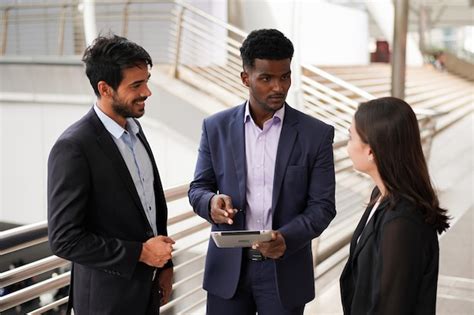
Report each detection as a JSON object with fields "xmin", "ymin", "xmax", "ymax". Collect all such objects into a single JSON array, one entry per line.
[
  {"xmin": 0, "ymin": 60, "xmax": 210, "ymax": 225},
  {"xmin": 229, "ymin": 0, "xmax": 370, "ymax": 65},
  {"xmin": 0, "ymin": 102, "xmax": 90, "ymax": 224},
  {"xmin": 0, "ymin": 100, "xmax": 199, "ymax": 225}
]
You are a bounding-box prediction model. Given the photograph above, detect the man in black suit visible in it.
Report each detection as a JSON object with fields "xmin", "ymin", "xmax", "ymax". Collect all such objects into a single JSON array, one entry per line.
[{"xmin": 47, "ymin": 35, "xmax": 174, "ymax": 315}]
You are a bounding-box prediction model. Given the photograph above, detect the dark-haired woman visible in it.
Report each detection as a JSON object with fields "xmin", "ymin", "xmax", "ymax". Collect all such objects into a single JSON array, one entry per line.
[{"xmin": 340, "ymin": 97, "xmax": 449, "ymax": 314}]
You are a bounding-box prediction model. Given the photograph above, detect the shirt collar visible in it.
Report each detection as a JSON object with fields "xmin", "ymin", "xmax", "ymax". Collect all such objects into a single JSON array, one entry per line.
[
  {"xmin": 243, "ymin": 101, "xmax": 285, "ymax": 125},
  {"xmin": 93, "ymin": 104, "xmax": 139, "ymax": 139}
]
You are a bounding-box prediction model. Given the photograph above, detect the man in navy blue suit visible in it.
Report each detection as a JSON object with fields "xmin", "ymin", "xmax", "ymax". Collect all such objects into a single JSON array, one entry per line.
[{"xmin": 188, "ymin": 29, "xmax": 336, "ymax": 315}]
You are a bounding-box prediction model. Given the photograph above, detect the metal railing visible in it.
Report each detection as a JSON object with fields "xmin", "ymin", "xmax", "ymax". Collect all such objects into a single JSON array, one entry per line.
[
  {"xmin": 1, "ymin": 222, "xmax": 48, "ymax": 256},
  {"xmin": 0, "ymin": 1, "xmax": 85, "ymax": 56},
  {"xmin": 168, "ymin": 1, "xmax": 247, "ymax": 106},
  {"xmin": 301, "ymin": 63, "xmax": 444, "ymax": 145},
  {"xmin": 0, "ymin": 0, "xmax": 243, "ymax": 106},
  {"xmin": 0, "ymin": 1, "xmax": 177, "ymax": 61},
  {"xmin": 443, "ymin": 51, "xmax": 474, "ymax": 81},
  {"xmin": 0, "ymin": 183, "xmax": 198, "ymax": 313}
]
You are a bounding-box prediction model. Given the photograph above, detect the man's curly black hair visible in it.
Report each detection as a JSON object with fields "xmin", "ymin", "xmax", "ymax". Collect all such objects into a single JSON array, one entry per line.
[
  {"xmin": 82, "ymin": 34, "xmax": 152, "ymax": 97},
  {"xmin": 239, "ymin": 29, "xmax": 294, "ymax": 69}
]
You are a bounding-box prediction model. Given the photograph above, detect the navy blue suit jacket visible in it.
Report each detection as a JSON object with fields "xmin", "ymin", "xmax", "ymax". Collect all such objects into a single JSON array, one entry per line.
[{"xmin": 188, "ymin": 103, "xmax": 336, "ymax": 308}]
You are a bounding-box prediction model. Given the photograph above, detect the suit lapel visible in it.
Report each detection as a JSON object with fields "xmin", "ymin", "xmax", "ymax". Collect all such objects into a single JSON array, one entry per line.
[
  {"xmin": 352, "ymin": 213, "xmax": 376, "ymax": 259},
  {"xmin": 352, "ymin": 201, "xmax": 386, "ymax": 259},
  {"xmin": 137, "ymin": 128, "xmax": 156, "ymax": 173},
  {"xmin": 89, "ymin": 110, "xmax": 150, "ymax": 226},
  {"xmin": 349, "ymin": 205, "xmax": 372, "ymax": 257},
  {"xmin": 229, "ymin": 104, "xmax": 247, "ymax": 208},
  {"xmin": 137, "ymin": 126, "xmax": 160, "ymax": 190},
  {"xmin": 272, "ymin": 104, "xmax": 298, "ymax": 209},
  {"xmin": 137, "ymin": 126, "xmax": 168, "ymax": 232}
]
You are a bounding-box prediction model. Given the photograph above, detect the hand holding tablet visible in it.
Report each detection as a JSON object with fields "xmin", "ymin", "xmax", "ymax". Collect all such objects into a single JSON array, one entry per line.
[{"xmin": 211, "ymin": 230, "xmax": 272, "ymax": 248}]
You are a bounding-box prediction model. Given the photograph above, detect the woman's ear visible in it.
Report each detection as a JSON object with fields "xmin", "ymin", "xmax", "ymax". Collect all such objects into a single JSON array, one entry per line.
[{"xmin": 368, "ymin": 148, "xmax": 375, "ymax": 162}]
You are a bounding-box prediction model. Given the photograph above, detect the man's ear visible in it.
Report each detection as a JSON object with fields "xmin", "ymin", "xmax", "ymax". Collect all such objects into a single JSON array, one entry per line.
[
  {"xmin": 97, "ymin": 81, "xmax": 111, "ymax": 98},
  {"xmin": 241, "ymin": 71, "xmax": 249, "ymax": 87}
]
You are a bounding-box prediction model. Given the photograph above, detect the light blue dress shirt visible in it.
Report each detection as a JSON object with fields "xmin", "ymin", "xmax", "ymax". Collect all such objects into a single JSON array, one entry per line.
[{"xmin": 94, "ymin": 104, "xmax": 158, "ymax": 236}]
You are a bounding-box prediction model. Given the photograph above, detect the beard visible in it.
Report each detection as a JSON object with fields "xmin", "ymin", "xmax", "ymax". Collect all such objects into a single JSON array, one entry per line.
[{"xmin": 111, "ymin": 94, "xmax": 147, "ymax": 119}]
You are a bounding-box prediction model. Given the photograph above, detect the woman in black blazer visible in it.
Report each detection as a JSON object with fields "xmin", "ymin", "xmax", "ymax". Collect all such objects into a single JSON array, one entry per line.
[{"xmin": 340, "ymin": 97, "xmax": 450, "ymax": 314}]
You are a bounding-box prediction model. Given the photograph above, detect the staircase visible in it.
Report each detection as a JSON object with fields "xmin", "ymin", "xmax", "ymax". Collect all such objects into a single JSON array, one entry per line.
[{"xmin": 311, "ymin": 63, "xmax": 474, "ymax": 134}]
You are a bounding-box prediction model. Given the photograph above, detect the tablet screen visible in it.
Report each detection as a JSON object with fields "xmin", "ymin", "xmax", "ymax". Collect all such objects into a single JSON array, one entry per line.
[{"xmin": 211, "ymin": 230, "xmax": 272, "ymax": 248}]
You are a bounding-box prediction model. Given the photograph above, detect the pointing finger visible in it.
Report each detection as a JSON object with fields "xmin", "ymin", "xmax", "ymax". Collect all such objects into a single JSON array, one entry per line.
[{"xmin": 222, "ymin": 195, "xmax": 234, "ymax": 211}]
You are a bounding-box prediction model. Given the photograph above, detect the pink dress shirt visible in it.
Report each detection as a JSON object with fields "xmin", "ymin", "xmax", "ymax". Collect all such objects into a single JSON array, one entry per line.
[{"xmin": 244, "ymin": 103, "xmax": 285, "ymax": 230}]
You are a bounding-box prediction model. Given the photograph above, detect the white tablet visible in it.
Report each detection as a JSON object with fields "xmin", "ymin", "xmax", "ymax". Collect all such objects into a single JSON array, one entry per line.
[{"xmin": 211, "ymin": 230, "xmax": 272, "ymax": 248}]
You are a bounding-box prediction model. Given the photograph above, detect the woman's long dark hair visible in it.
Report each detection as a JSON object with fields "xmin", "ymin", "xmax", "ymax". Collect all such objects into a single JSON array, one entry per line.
[{"xmin": 355, "ymin": 97, "xmax": 449, "ymax": 233}]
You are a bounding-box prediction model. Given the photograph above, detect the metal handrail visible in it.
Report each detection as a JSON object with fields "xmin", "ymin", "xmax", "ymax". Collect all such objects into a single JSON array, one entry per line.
[
  {"xmin": 0, "ymin": 272, "xmax": 70, "ymax": 312},
  {"xmin": 0, "ymin": 183, "xmax": 189, "ymax": 256},
  {"xmin": 175, "ymin": 0, "xmax": 247, "ymax": 38},
  {"xmin": 12, "ymin": 238, "xmax": 210, "ymax": 313},
  {"xmin": 302, "ymin": 75, "xmax": 359, "ymax": 110},
  {"xmin": 28, "ymin": 296, "xmax": 69, "ymax": 315},
  {"xmin": 333, "ymin": 139, "xmax": 349, "ymax": 149},
  {"xmin": 0, "ymin": 222, "xmax": 48, "ymax": 256},
  {"xmin": 172, "ymin": 236, "xmax": 209, "ymax": 257},
  {"xmin": 302, "ymin": 63, "xmax": 376, "ymax": 101},
  {"xmin": 177, "ymin": 296, "xmax": 207, "ymax": 314},
  {"xmin": 164, "ymin": 183, "xmax": 189, "ymax": 202},
  {"xmin": 161, "ymin": 286, "xmax": 203, "ymax": 311},
  {"xmin": 303, "ymin": 92, "xmax": 354, "ymax": 124},
  {"xmin": 0, "ymin": 183, "xmax": 191, "ymax": 312},
  {"xmin": 173, "ymin": 253, "xmax": 207, "ymax": 273},
  {"xmin": 301, "ymin": 62, "xmax": 445, "ymax": 148},
  {"xmin": 0, "ymin": 0, "xmax": 178, "ymax": 10},
  {"xmin": 0, "ymin": 256, "xmax": 68, "ymax": 288},
  {"xmin": 170, "ymin": 222, "xmax": 210, "ymax": 241}
]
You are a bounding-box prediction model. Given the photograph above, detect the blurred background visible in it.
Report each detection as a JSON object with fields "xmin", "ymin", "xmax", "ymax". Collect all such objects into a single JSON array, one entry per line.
[{"xmin": 0, "ymin": 0, "xmax": 472, "ymax": 314}]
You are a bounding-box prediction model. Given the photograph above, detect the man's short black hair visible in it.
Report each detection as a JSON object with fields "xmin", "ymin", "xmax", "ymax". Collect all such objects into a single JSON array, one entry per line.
[
  {"xmin": 239, "ymin": 29, "xmax": 294, "ymax": 69},
  {"xmin": 82, "ymin": 34, "xmax": 152, "ymax": 97}
]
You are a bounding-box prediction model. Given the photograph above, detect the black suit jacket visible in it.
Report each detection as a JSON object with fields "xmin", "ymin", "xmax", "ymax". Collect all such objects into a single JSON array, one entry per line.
[
  {"xmin": 340, "ymin": 192, "xmax": 439, "ymax": 315},
  {"xmin": 47, "ymin": 108, "xmax": 170, "ymax": 314}
]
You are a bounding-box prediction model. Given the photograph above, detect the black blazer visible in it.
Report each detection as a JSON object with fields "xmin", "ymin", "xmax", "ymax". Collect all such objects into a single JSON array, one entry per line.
[
  {"xmin": 340, "ymin": 192, "xmax": 439, "ymax": 315},
  {"xmin": 47, "ymin": 108, "xmax": 170, "ymax": 314}
]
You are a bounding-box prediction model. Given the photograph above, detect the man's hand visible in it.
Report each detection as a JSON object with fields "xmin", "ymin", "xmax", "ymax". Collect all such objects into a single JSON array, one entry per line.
[
  {"xmin": 210, "ymin": 194, "xmax": 238, "ymax": 225},
  {"xmin": 158, "ymin": 267, "xmax": 173, "ymax": 306},
  {"xmin": 253, "ymin": 231, "xmax": 286, "ymax": 259},
  {"xmin": 139, "ymin": 236, "xmax": 175, "ymax": 268}
]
